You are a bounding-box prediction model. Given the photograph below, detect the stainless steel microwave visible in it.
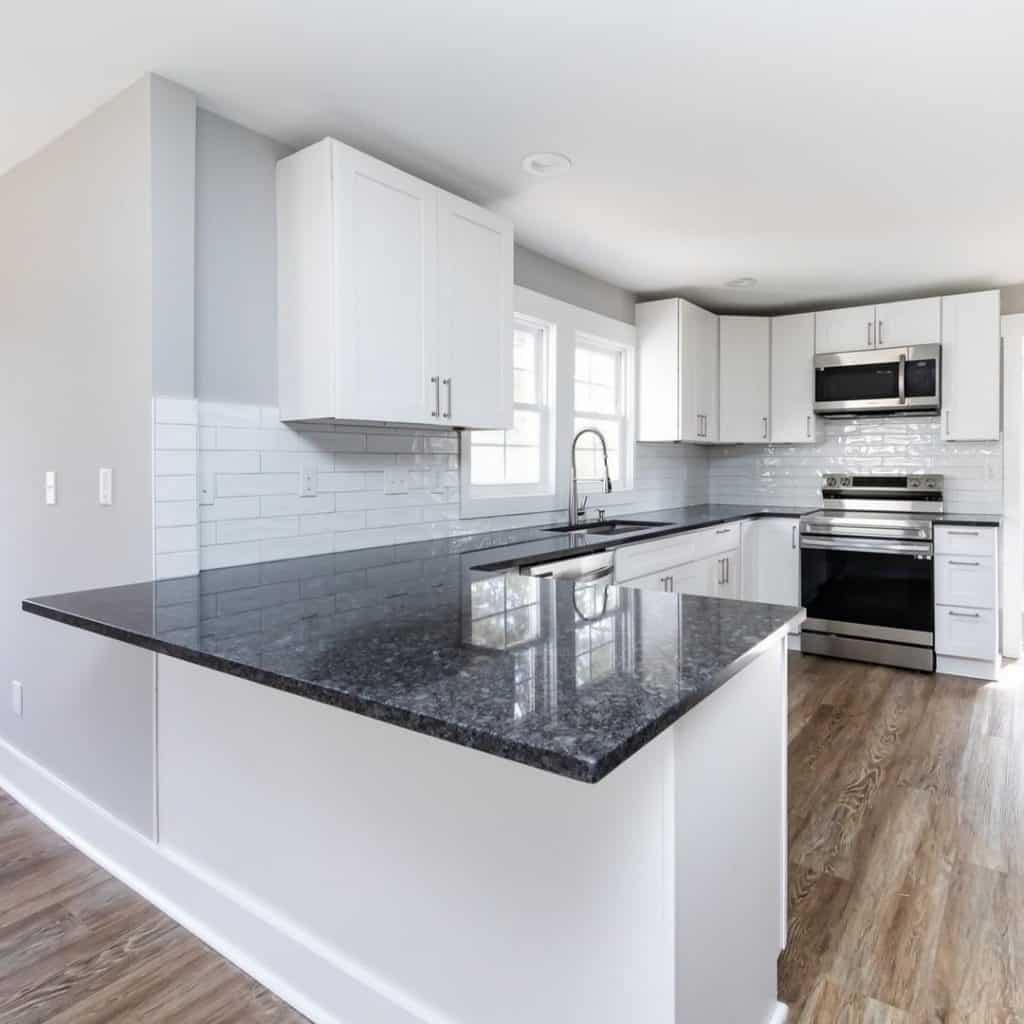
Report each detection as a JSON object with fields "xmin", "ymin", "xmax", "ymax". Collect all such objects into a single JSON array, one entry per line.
[{"xmin": 813, "ymin": 344, "xmax": 941, "ymax": 416}]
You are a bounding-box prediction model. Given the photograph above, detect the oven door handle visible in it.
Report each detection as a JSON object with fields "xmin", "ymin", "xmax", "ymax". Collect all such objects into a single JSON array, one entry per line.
[{"xmin": 800, "ymin": 536, "xmax": 933, "ymax": 558}]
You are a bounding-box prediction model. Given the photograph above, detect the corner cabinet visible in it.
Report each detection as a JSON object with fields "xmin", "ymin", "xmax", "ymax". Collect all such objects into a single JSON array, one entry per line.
[
  {"xmin": 770, "ymin": 312, "xmax": 817, "ymax": 443},
  {"xmin": 636, "ymin": 298, "xmax": 719, "ymax": 443},
  {"xmin": 940, "ymin": 290, "xmax": 1000, "ymax": 442},
  {"xmin": 719, "ymin": 317, "xmax": 771, "ymax": 443},
  {"xmin": 276, "ymin": 139, "xmax": 513, "ymax": 429}
]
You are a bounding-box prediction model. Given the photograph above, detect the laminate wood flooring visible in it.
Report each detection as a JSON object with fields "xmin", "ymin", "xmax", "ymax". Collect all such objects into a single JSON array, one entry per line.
[
  {"xmin": 782, "ymin": 652, "xmax": 1024, "ymax": 1023},
  {"xmin": 0, "ymin": 790, "xmax": 308, "ymax": 1023},
  {"xmin": 1, "ymin": 651, "xmax": 1021, "ymax": 1022}
]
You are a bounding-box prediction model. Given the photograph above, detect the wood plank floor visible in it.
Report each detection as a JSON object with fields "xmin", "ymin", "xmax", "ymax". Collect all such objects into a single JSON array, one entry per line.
[
  {"xmin": 782, "ymin": 652, "xmax": 1024, "ymax": 1023},
  {"xmin": 0, "ymin": 651, "xmax": 1021, "ymax": 1021},
  {"xmin": 0, "ymin": 789, "xmax": 308, "ymax": 1023}
]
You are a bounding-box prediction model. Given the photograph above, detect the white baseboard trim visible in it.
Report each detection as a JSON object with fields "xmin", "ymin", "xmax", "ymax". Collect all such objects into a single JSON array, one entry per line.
[
  {"xmin": 0, "ymin": 737, "xmax": 425, "ymax": 1024},
  {"xmin": 766, "ymin": 1000, "xmax": 789, "ymax": 1024}
]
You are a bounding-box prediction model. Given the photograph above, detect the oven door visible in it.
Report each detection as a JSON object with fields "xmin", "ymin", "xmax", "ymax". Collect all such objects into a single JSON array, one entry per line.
[
  {"xmin": 800, "ymin": 536, "xmax": 934, "ymax": 645},
  {"xmin": 813, "ymin": 344, "xmax": 940, "ymax": 415}
]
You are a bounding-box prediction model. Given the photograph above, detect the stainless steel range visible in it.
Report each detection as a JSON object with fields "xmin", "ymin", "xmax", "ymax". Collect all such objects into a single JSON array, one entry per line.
[{"xmin": 799, "ymin": 473, "xmax": 942, "ymax": 671}]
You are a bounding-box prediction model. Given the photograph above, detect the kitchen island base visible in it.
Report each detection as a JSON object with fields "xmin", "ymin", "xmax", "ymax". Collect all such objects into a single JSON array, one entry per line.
[{"xmin": 149, "ymin": 635, "xmax": 789, "ymax": 1024}]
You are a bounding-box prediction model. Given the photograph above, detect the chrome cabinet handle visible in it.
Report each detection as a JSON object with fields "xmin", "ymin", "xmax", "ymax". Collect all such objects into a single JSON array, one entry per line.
[
  {"xmin": 878, "ymin": 320, "xmax": 884, "ymax": 346},
  {"xmin": 716, "ymin": 528, "xmax": 730, "ymax": 535},
  {"xmin": 806, "ymin": 415, "xmax": 811, "ymax": 438},
  {"xmin": 945, "ymin": 410, "xmax": 951, "ymax": 436},
  {"xmin": 948, "ymin": 560, "xmax": 980, "ymax": 566},
  {"xmin": 948, "ymin": 610, "xmax": 981, "ymax": 619},
  {"xmin": 668, "ymin": 577, "xmax": 674, "ymax": 593},
  {"xmin": 867, "ymin": 321, "xmax": 873, "ymax": 347},
  {"xmin": 442, "ymin": 378, "xmax": 452, "ymax": 419},
  {"xmin": 792, "ymin": 525, "xmax": 797, "ymax": 549},
  {"xmin": 724, "ymin": 557, "xmax": 729, "ymax": 583},
  {"xmin": 948, "ymin": 530, "xmax": 979, "ymax": 536},
  {"xmin": 762, "ymin": 416, "xmax": 768, "ymax": 439},
  {"xmin": 430, "ymin": 376, "xmax": 440, "ymax": 417}
]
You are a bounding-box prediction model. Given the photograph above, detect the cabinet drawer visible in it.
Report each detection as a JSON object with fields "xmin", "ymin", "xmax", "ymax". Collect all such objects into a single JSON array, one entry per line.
[
  {"xmin": 934, "ymin": 525, "xmax": 997, "ymax": 558},
  {"xmin": 935, "ymin": 556, "xmax": 995, "ymax": 609},
  {"xmin": 613, "ymin": 533, "xmax": 699, "ymax": 582},
  {"xmin": 935, "ymin": 605, "xmax": 998, "ymax": 661},
  {"xmin": 696, "ymin": 523, "xmax": 742, "ymax": 559}
]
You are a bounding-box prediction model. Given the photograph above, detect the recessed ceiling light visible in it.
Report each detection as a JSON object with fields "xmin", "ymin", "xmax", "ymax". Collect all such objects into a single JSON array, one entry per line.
[
  {"xmin": 725, "ymin": 277, "xmax": 758, "ymax": 289},
  {"xmin": 521, "ymin": 152, "xmax": 573, "ymax": 177}
]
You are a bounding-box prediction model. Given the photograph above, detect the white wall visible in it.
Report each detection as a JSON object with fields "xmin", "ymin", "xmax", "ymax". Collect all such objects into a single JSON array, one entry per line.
[{"xmin": 0, "ymin": 77, "xmax": 159, "ymax": 833}]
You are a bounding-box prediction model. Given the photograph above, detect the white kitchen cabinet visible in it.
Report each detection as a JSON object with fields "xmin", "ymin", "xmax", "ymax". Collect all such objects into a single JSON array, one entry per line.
[
  {"xmin": 770, "ymin": 313, "xmax": 817, "ymax": 443},
  {"xmin": 277, "ymin": 138, "xmax": 514, "ymax": 428},
  {"xmin": 741, "ymin": 518, "xmax": 801, "ymax": 635},
  {"xmin": 874, "ymin": 297, "xmax": 940, "ymax": 348},
  {"xmin": 636, "ymin": 299, "xmax": 719, "ymax": 443},
  {"xmin": 719, "ymin": 317, "xmax": 771, "ymax": 443},
  {"xmin": 941, "ymin": 290, "xmax": 1001, "ymax": 442},
  {"xmin": 814, "ymin": 304, "xmax": 876, "ymax": 353},
  {"xmin": 437, "ymin": 190, "xmax": 514, "ymax": 429}
]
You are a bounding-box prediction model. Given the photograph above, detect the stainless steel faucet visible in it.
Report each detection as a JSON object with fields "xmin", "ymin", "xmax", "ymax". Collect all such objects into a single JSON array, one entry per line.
[{"xmin": 569, "ymin": 428, "xmax": 613, "ymax": 527}]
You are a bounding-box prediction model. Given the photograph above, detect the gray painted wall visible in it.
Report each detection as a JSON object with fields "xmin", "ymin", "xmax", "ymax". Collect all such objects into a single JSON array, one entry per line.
[
  {"xmin": 195, "ymin": 110, "xmax": 292, "ymax": 404},
  {"xmin": 514, "ymin": 245, "xmax": 636, "ymax": 324},
  {"xmin": 0, "ymin": 78, "xmax": 157, "ymax": 835},
  {"xmin": 151, "ymin": 77, "xmax": 197, "ymax": 397},
  {"xmin": 193, "ymin": 113, "xmax": 637, "ymax": 404}
]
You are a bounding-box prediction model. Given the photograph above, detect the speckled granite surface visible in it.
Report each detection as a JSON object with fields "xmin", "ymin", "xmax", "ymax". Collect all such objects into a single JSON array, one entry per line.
[{"xmin": 23, "ymin": 505, "xmax": 809, "ymax": 783}]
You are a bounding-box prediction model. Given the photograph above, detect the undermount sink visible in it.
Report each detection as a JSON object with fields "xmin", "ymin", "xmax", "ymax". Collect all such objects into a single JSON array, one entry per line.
[{"xmin": 543, "ymin": 519, "xmax": 672, "ymax": 537}]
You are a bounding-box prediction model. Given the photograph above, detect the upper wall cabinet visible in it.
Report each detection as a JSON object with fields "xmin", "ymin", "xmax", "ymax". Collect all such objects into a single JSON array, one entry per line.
[
  {"xmin": 874, "ymin": 297, "xmax": 940, "ymax": 348},
  {"xmin": 636, "ymin": 298, "xmax": 720, "ymax": 443},
  {"xmin": 770, "ymin": 312, "xmax": 817, "ymax": 443},
  {"xmin": 816, "ymin": 297, "xmax": 940, "ymax": 353},
  {"xmin": 719, "ymin": 316, "xmax": 771, "ymax": 443},
  {"xmin": 941, "ymin": 290, "xmax": 1000, "ymax": 441},
  {"xmin": 814, "ymin": 304, "xmax": 877, "ymax": 353},
  {"xmin": 276, "ymin": 139, "xmax": 514, "ymax": 429}
]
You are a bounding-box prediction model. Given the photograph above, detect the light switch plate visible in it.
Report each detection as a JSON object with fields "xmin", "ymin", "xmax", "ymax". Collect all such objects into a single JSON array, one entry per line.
[
  {"xmin": 384, "ymin": 469, "xmax": 409, "ymax": 495},
  {"xmin": 98, "ymin": 467, "xmax": 113, "ymax": 506},
  {"xmin": 45, "ymin": 471, "xmax": 57, "ymax": 505},
  {"xmin": 300, "ymin": 464, "xmax": 318, "ymax": 497},
  {"xmin": 11, "ymin": 681, "xmax": 23, "ymax": 718}
]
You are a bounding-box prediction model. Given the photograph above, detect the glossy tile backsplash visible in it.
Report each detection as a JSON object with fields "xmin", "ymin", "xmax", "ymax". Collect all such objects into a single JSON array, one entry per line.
[{"xmin": 707, "ymin": 416, "xmax": 1002, "ymax": 513}]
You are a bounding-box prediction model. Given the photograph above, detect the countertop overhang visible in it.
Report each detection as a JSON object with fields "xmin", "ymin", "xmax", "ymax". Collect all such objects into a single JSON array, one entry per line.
[{"xmin": 23, "ymin": 504, "xmax": 815, "ymax": 782}]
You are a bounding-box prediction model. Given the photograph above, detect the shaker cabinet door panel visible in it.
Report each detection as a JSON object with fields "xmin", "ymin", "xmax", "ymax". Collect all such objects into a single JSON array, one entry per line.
[
  {"xmin": 815, "ymin": 304, "xmax": 876, "ymax": 353},
  {"xmin": 770, "ymin": 313, "xmax": 816, "ymax": 444},
  {"xmin": 941, "ymin": 290, "xmax": 1000, "ymax": 441},
  {"xmin": 720, "ymin": 317, "xmax": 771, "ymax": 443},
  {"xmin": 874, "ymin": 297, "xmax": 940, "ymax": 348}
]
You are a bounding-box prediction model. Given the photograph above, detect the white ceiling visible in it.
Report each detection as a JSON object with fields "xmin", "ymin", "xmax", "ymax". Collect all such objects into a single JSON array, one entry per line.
[{"xmin": 6, "ymin": 0, "xmax": 1024, "ymax": 312}]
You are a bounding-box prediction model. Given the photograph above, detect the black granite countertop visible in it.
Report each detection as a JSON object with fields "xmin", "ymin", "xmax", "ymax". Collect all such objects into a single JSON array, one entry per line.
[
  {"xmin": 22, "ymin": 504, "xmax": 809, "ymax": 784},
  {"xmin": 929, "ymin": 513, "xmax": 1002, "ymax": 527}
]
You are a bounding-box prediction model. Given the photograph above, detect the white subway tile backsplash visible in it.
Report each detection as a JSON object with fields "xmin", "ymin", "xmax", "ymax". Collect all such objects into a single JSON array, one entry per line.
[
  {"xmin": 216, "ymin": 473, "xmax": 299, "ymax": 497},
  {"xmin": 156, "ymin": 525, "xmax": 199, "ymax": 554},
  {"xmin": 259, "ymin": 451, "xmax": 335, "ymax": 473},
  {"xmin": 200, "ymin": 497, "xmax": 261, "ymax": 521},
  {"xmin": 154, "ymin": 397, "xmax": 199, "ymax": 425},
  {"xmin": 155, "ymin": 500, "xmax": 198, "ymax": 528},
  {"xmin": 200, "ymin": 451, "xmax": 262, "ymax": 474},
  {"xmin": 217, "ymin": 516, "xmax": 300, "ymax": 544},
  {"xmin": 260, "ymin": 493, "xmax": 335, "ymax": 517},
  {"xmin": 155, "ymin": 476, "xmax": 197, "ymax": 502},
  {"xmin": 155, "ymin": 423, "xmax": 198, "ymax": 450},
  {"xmin": 299, "ymin": 511, "xmax": 367, "ymax": 535},
  {"xmin": 155, "ymin": 551, "xmax": 200, "ymax": 579},
  {"xmin": 199, "ymin": 401, "xmax": 262, "ymax": 428},
  {"xmin": 155, "ymin": 451, "xmax": 198, "ymax": 476}
]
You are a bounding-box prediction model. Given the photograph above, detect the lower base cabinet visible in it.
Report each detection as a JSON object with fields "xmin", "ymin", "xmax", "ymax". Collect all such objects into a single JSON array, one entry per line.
[{"xmin": 613, "ymin": 526, "xmax": 741, "ymax": 599}]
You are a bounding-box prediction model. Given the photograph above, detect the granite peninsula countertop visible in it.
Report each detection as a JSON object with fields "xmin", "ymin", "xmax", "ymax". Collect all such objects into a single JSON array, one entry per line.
[{"xmin": 23, "ymin": 504, "xmax": 815, "ymax": 782}]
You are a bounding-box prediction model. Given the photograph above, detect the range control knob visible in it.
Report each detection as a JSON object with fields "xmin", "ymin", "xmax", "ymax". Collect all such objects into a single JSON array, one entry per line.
[
  {"xmin": 825, "ymin": 476, "xmax": 837, "ymax": 487},
  {"xmin": 910, "ymin": 478, "xmax": 920, "ymax": 488},
  {"xmin": 841, "ymin": 476, "xmax": 852, "ymax": 487}
]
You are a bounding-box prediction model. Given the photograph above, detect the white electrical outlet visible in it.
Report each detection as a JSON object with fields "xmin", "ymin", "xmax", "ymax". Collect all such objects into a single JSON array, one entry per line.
[
  {"xmin": 11, "ymin": 681, "xmax": 23, "ymax": 718},
  {"xmin": 199, "ymin": 473, "xmax": 215, "ymax": 506},
  {"xmin": 98, "ymin": 467, "xmax": 113, "ymax": 505},
  {"xmin": 300, "ymin": 464, "xmax": 318, "ymax": 497},
  {"xmin": 45, "ymin": 471, "xmax": 57, "ymax": 505},
  {"xmin": 384, "ymin": 469, "xmax": 409, "ymax": 495}
]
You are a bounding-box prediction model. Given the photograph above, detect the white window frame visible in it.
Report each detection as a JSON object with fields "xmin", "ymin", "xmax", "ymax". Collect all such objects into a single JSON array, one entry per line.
[{"xmin": 460, "ymin": 287, "xmax": 637, "ymax": 520}]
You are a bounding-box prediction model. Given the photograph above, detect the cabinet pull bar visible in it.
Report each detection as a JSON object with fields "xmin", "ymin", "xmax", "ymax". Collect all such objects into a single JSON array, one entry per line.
[
  {"xmin": 806, "ymin": 415, "xmax": 811, "ymax": 438},
  {"xmin": 948, "ymin": 611, "xmax": 981, "ymax": 618},
  {"xmin": 945, "ymin": 410, "xmax": 951, "ymax": 435},
  {"xmin": 716, "ymin": 528, "xmax": 731, "ymax": 534},
  {"xmin": 762, "ymin": 416, "xmax": 768, "ymax": 439},
  {"xmin": 792, "ymin": 525, "xmax": 797, "ymax": 549},
  {"xmin": 867, "ymin": 321, "xmax": 872, "ymax": 347},
  {"xmin": 878, "ymin": 320, "xmax": 884, "ymax": 346},
  {"xmin": 948, "ymin": 560, "xmax": 981, "ymax": 566},
  {"xmin": 947, "ymin": 530, "xmax": 979, "ymax": 536},
  {"xmin": 430, "ymin": 376, "xmax": 440, "ymax": 417},
  {"xmin": 442, "ymin": 378, "xmax": 452, "ymax": 419}
]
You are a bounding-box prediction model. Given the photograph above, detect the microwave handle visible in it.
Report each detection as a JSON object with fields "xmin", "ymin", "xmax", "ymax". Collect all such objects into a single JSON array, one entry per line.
[{"xmin": 897, "ymin": 352, "xmax": 906, "ymax": 405}]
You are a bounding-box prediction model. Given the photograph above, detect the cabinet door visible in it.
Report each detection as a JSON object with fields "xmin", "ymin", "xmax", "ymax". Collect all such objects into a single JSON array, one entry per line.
[
  {"xmin": 671, "ymin": 558, "xmax": 718, "ymax": 597},
  {"xmin": 874, "ymin": 297, "xmax": 940, "ymax": 348},
  {"xmin": 637, "ymin": 300, "xmax": 683, "ymax": 441},
  {"xmin": 437, "ymin": 191, "xmax": 514, "ymax": 429},
  {"xmin": 751, "ymin": 519, "xmax": 800, "ymax": 606},
  {"xmin": 770, "ymin": 313, "xmax": 816, "ymax": 443},
  {"xmin": 681, "ymin": 301, "xmax": 720, "ymax": 442},
  {"xmin": 941, "ymin": 290, "xmax": 1000, "ymax": 441},
  {"xmin": 617, "ymin": 568, "xmax": 674, "ymax": 592},
  {"xmin": 719, "ymin": 317, "xmax": 771, "ymax": 443},
  {"xmin": 332, "ymin": 141, "xmax": 439, "ymax": 424},
  {"xmin": 815, "ymin": 304, "xmax": 876, "ymax": 353}
]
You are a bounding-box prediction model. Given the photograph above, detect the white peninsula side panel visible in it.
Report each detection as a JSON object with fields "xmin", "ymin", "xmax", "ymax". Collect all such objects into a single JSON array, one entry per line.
[{"xmin": 155, "ymin": 642, "xmax": 788, "ymax": 1024}]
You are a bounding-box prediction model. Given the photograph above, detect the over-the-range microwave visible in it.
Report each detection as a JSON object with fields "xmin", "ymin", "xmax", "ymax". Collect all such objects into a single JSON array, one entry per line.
[{"xmin": 813, "ymin": 344, "xmax": 941, "ymax": 416}]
